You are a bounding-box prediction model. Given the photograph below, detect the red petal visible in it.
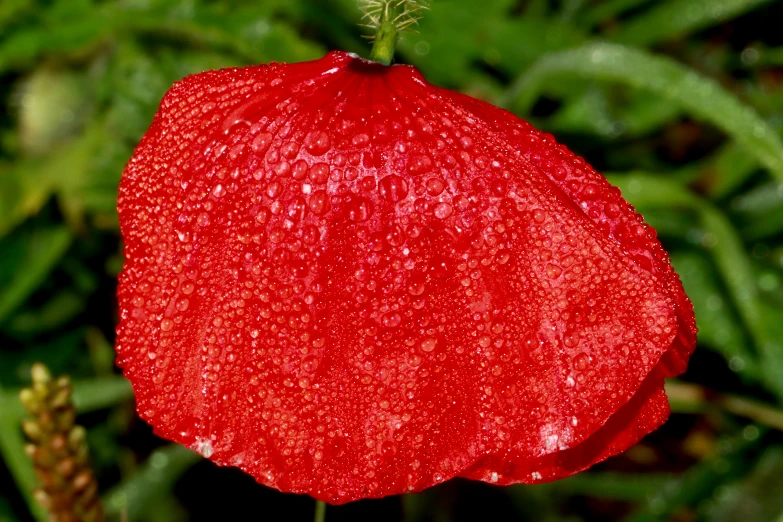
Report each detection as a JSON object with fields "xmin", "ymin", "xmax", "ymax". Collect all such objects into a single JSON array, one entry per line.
[
  {"xmin": 116, "ymin": 51, "xmax": 696, "ymax": 503},
  {"xmin": 447, "ymin": 92, "xmax": 697, "ymax": 377},
  {"xmin": 460, "ymin": 364, "xmax": 669, "ymax": 484}
]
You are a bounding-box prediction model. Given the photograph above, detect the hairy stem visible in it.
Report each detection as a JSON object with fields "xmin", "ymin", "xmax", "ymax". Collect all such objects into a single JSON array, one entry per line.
[
  {"xmin": 368, "ymin": 3, "xmax": 401, "ymax": 65},
  {"xmin": 362, "ymin": 1, "xmax": 428, "ymax": 65}
]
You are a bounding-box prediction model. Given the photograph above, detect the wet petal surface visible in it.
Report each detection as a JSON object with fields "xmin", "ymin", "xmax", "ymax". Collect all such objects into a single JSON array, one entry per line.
[{"xmin": 116, "ymin": 51, "xmax": 696, "ymax": 503}]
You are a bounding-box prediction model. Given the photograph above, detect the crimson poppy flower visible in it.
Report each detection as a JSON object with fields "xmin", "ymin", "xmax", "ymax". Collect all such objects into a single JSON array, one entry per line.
[{"xmin": 116, "ymin": 50, "xmax": 696, "ymax": 504}]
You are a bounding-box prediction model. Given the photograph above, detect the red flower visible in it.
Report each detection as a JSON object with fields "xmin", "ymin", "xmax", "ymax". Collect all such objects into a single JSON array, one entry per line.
[{"xmin": 116, "ymin": 51, "xmax": 696, "ymax": 504}]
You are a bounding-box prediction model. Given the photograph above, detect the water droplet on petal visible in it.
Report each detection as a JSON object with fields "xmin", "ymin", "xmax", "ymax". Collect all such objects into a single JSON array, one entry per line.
[
  {"xmin": 306, "ymin": 132, "xmax": 331, "ymax": 156},
  {"xmin": 420, "ymin": 338, "xmax": 437, "ymax": 352},
  {"xmin": 407, "ymin": 154, "xmax": 432, "ymax": 175},
  {"xmin": 348, "ymin": 197, "xmax": 373, "ymax": 222},
  {"xmin": 546, "ymin": 264, "xmax": 562, "ymax": 279},
  {"xmin": 309, "ymin": 163, "xmax": 330, "ymax": 184},
  {"xmin": 378, "ymin": 175, "xmax": 409, "ymax": 202},
  {"xmin": 434, "ymin": 202, "xmax": 453, "ymax": 219},
  {"xmin": 426, "ymin": 178, "xmax": 444, "ymax": 196},
  {"xmin": 251, "ymin": 132, "xmax": 273, "ymax": 154},
  {"xmin": 309, "ymin": 190, "xmax": 331, "ymax": 216}
]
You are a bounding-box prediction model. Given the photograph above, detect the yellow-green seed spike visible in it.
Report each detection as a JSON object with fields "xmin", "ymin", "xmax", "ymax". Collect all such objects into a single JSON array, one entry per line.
[{"xmin": 20, "ymin": 363, "xmax": 106, "ymax": 522}]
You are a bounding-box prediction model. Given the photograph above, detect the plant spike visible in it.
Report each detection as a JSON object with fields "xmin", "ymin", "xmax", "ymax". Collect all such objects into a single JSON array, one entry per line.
[{"xmin": 20, "ymin": 363, "xmax": 105, "ymax": 522}]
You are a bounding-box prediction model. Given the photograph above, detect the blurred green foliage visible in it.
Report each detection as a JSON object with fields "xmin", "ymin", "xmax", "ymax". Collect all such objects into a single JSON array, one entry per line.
[{"xmin": 2, "ymin": 0, "xmax": 783, "ymax": 521}]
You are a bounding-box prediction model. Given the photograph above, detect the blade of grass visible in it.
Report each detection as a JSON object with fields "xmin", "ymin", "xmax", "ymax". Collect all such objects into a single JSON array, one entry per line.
[
  {"xmin": 530, "ymin": 472, "xmax": 673, "ymax": 501},
  {"xmin": 666, "ymin": 381, "xmax": 783, "ymax": 431},
  {"xmin": 103, "ymin": 445, "xmax": 201, "ymax": 521},
  {"xmin": 706, "ymin": 447, "xmax": 783, "ymax": 522},
  {"xmin": 0, "ymin": 375, "xmax": 133, "ymax": 416},
  {"xmin": 732, "ymin": 180, "xmax": 783, "ymax": 241},
  {"xmin": 505, "ymin": 42, "xmax": 783, "ymax": 184},
  {"xmin": 580, "ymin": 0, "xmax": 656, "ymax": 28},
  {"xmin": 622, "ymin": 430, "xmax": 761, "ymax": 522},
  {"xmin": 610, "ymin": 0, "xmax": 774, "ymax": 47},
  {"xmin": 71, "ymin": 376, "xmax": 133, "ymax": 412},
  {"xmin": 669, "ymin": 251, "xmax": 757, "ymax": 379},
  {"xmin": 701, "ymin": 142, "xmax": 760, "ymax": 199},
  {"xmin": 608, "ymin": 174, "xmax": 783, "ymax": 402},
  {"xmin": 0, "ymin": 226, "xmax": 72, "ymax": 322},
  {"xmin": 0, "ymin": 381, "xmax": 47, "ymax": 522}
]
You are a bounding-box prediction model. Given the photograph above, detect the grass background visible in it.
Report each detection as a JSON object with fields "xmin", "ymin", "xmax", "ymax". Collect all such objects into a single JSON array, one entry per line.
[{"xmin": 2, "ymin": 0, "xmax": 783, "ymax": 520}]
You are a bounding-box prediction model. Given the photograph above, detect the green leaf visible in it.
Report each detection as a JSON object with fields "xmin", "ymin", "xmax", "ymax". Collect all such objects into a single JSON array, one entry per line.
[
  {"xmin": 0, "ymin": 225, "xmax": 72, "ymax": 323},
  {"xmin": 622, "ymin": 431, "xmax": 760, "ymax": 522},
  {"xmin": 548, "ymin": 84, "xmax": 683, "ymax": 139},
  {"xmin": 0, "ymin": 118, "xmax": 105, "ymax": 237},
  {"xmin": 580, "ymin": 0, "xmax": 656, "ymax": 28},
  {"xmin": 5, "ymin": 291, "xmax": 87, "ymax": 337},
  {"xmin": 71, "ymin": 376, "xmax": 133, "ymax": 413},
  {"xmin": 732, "ymin": 180, "xmax": 783, "ymax": 241},
  {"xmin": 609, "ymin": 0, "xmax": 774, "ymax": 47},
  {"xmin": 103, "ymin": 446, "xmax": 201, "ymax": 521},
  {"xmin": 397, "ymin": 0, "xmax": 521, "ymax": 86},
  {"xmin": 506, "ymin": 42, "xmax": 783, "ymax": 183},
  {"xmin": 609, "ymin": 174, "xmax": 783, "ymax": 401},
  {"xmin": 0, "ymin": 381, "xmax": 47, "ymax": 522},
  {"xmin": 701, "ymin": 143, "xmax": 761, "ymax": 199},
  {"xmin": 0, "ymin": 161, "xmax": 55, "ymax": 237},
  {"xmin": 670, "ymin": 251, "xmax": 758, "ymax": 379},
  {"xmin": 706, "ymin": 447, "xmax": 783, "ymax": 522},
  {"xmin": 0, "ymin": 1, "xmax": 322, "ymax": 74},
  {"xmin": 538, "ymin": 472, "xmax": 672, "ymax": 501}
]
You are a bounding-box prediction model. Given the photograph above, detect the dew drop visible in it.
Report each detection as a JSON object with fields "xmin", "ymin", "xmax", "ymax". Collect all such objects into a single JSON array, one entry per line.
[
  {"xmin": 251, "ymin": 132, "xmax": 273, "ymax": 154},
  {"xmin": 348, "ymin": 197, "xmax": 373, "ymax": 222},
  {"xmin": 426, "ymin": 178, "xmax": 445, "ymax": 196},
  {"xmin": 286, "ymin": 197, "xmax": 307, "ymax": 221},
  {"xmin": 407, "ymin": 154, "xmax": 432, "ymax": 175},
  {"xmin": 266, "ymin": 181, "xmax": 283, "ymax": 199},
  {"xmin": 459, "ymin": 136, "xmax": 474, "ymax": 150},
  {"xmin": 574, "ymin": 352, "xmax": 590, "ymax": 371},
  {"xmin": 381, "ymin": 442, "xmax": 397, "ymax": 457},
  {"xmin": 309, "ymin": 190, "xmax": 331, "ymax": 216},
  {"xmin": 378, "ymin": 175, "xmax": 409, "ymax": 202},
  {"xmin": 382, "ymin": 313, "xmax": 402, "ymax": 328},
  {"xmin": 309, "ymin": 163, "xmax": 330, "ymax": 184},
  {"xmin": 545, "ymin": 264, "xmax": 562, "ymax": 279},
  {"xmin": 302, "ymin": 356, "xmax": 319, "ymax": 373},
  {"xmin": 421, "ymin": 338, "xmax": 437, "ymax": 353},
  {"xmin": 352, "ymin": 133, "xmax": 370, "ymax": 146},
  {"xmin": 434, "ymin": 202, "xmax": 453, "ymax": 219},
  {"xmin": 306, "ymin": 132, "xmax": 331, "ymax": 156},
  {"xmin": 429, "ymin": 256, "xmax": 451, "ymax": 279}
]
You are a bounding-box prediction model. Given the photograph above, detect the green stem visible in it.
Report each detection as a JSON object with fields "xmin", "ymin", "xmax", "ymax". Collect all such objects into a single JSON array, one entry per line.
[
  {"xmin": 666, "ymin": 380, "xmax": 783, "ymax": 432},
  {"xmin": 368, "ymin": 6, "xmax": 400, "ymax": 65},
  {"xmin": 314, "ymin": 500, "xmax": 327, "ymax": 522}
]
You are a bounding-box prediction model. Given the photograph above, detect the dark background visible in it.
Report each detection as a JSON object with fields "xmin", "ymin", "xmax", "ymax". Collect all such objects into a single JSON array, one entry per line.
[{"xmin": 2, "ymin": 0, "xmax": 783, "ymax": 521}]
